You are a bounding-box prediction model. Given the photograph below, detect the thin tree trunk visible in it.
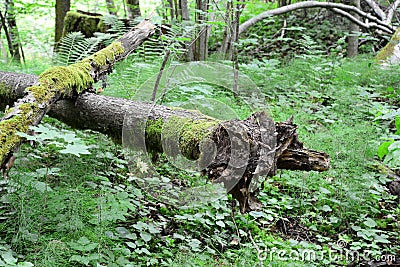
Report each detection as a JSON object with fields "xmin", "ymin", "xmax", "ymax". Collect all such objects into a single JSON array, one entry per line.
[
  {"xmin": 193, "ymin": 0, "xmax": 210, "ymax": 61},
  {"xmin": 55, "ymin": 0, "xmax": 71, "ymax": 44},
  {"xmin": 0, "ymin": 12, "xmax": 13, "ymax": 61},
  {"xmin": 347, "ymin": 0, "xmax": 360, "ymax": 57},
  {"xmin": 3, "ymin": 0, "xmax": 22, "ymax": 62},
  {"xmin": 166, "ymin": 0, "xmax": 174, "ymax": 21},
  {"xmin": 106, "ymin": 0, "xmax": 118, "ymax": 15},
  {"xmin": 126, "ymin": 0, "xmax": 141, "ymax": 20},
  {"xmin": 180, "ymin": 0, "xmax": 189, "ymax": 20},
  {"xmin": 0, "ymin": 73, "xmax": 330, "ymax": 212},
  {"xmin": 0, "ymin": 20, "xmax": 155, "ymax": 172}
]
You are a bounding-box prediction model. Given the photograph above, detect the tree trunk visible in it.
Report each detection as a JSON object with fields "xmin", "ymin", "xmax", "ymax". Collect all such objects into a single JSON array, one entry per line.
[
  {"xmin": 62, "ymin": 10, "xmax": 106, "ymax": 38},
  {"xmin": 193, "ymin": 0, "xmax": 210, "ymax": 61},
  {"xmin": 0, "ymin": 19, "xmax": 155, "ymax": 172},
  {"xmin": 0, "ymin": 74, "xmax": 330, "ymax": 212},
  {"xmin": 347, "ymin": 0, "xmax": 360, "ymax": 58},
  {"xmin": 55, "ymin": 0, "xmax": 71, "ymax": 44},
  {"xmin": 3, "ymin": 0, "xmax": 22, "ymax": 62},
  {"xmin": 126, "ymin": 0, "xmax": 141, "ymax": 20},
  {"xmin": 180, "ymin": 0, "xmax": 189, "ymax": 20},
  {"xmin": 106, "ymin": 0, "xmax": 118, "ymax": 16}
]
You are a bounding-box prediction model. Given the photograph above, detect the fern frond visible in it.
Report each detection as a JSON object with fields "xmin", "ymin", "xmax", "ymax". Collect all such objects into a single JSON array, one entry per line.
[{"xmin": 54, "ymin": 32, "xmax": 88, "ymax": 65}]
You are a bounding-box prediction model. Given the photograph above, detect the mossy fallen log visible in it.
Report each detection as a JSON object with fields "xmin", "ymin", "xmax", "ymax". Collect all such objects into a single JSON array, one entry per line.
[
  {"xmin": 0, "ymin": 75, "xmax": 330, "ymax": 212},
  {"xmin": 0, "ymin": 19, "xmax": 155, "ymax": 171}
]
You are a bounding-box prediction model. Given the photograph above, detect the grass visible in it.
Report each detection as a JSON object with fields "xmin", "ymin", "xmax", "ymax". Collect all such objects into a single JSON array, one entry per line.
[{"xmin": 0, "ymin": 52, "xmax": 399, "ymax": 266}]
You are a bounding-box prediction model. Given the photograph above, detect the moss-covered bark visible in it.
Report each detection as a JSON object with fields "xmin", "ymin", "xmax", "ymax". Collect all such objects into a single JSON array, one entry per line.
[
  {"xmin": 376, "ymin": 28, "xmax": 400, "ymax": 63},
  {"xmin": 0, "ymin": 19, "xmax": 154, "ymax": 169},
  {"xmin": 63, "ymin": 10, "xmax": 106, "ymax": 38}
]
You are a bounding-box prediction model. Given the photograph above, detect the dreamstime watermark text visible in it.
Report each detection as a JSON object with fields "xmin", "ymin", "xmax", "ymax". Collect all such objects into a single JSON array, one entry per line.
[{"xmin": 258, "ymin": 240, "xmax": 396, "ymax": 264}]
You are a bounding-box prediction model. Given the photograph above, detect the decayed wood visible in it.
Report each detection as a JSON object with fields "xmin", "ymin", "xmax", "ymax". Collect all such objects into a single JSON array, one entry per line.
[
  {"xmin": 0, "ymin": 75, "xmax": 330, "ymax": 212},
  {"xmin": 0, "ymin": 19, "xmax": 155, "ymax": 171}
]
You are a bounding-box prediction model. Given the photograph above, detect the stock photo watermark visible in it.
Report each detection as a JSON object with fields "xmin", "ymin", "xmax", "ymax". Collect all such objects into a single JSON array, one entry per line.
[{"xmin": 257, "ymin": 239, "xmax": 396, "ymax": 264}]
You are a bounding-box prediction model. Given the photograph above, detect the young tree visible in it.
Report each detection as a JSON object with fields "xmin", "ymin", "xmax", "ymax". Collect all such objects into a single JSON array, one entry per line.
[
  {"xmin": 347, "ymin": 0, "xmax": 360, "ymax": 57},
  {"xmin": 1, "ymin": 0, "xmax": 23, "ymax": 62},
  {"xmin": 55, "ymin": 0, "xmax": 71, "ymax": 44},
  {"xmin": 193, "ymin": 0, "xmax": 210, "ymax": 61}
]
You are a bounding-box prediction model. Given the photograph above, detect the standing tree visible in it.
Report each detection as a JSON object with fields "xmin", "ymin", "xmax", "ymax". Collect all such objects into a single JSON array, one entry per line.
[
  {"xmin": 347, "ymin": 0, "xmax": 361, "ymax": 57},
  {"xmin": 106, "ymin": 0, "xmax": 117, "ymax": 15},
  {"xmin": 193, "ymin": 0, "xmax": 210, "ymax": 61},
  {"xmin": 126, "ymin": 0, "xmax": 141, "ymax": 20},
  {"xmin": 55, "ymin": 0, "xmax": 71, "ymax": 44},
  {"xmin": 1, "ymin": 0, "xmax": 23, "ymax": 62}
]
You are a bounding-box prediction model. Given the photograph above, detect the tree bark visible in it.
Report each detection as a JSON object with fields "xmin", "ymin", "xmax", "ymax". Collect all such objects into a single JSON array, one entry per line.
[
  {"xmin": 180, "ymin": 0, "xmax": 189, "ymax": 21},
  {"xmin": 238, "ymin": 1, "xmax": 395, "ymax": 36},
  {"xmin": 0, "ymin": 19, "xmax": 155, "ymax": 172},
  {"xmin": 3, "ymin": 0, "xmax": 22, "ymax": 62},
  {"xmin": 347, "ymin": 0, "xmax": 360, "ymax": 57},
  {"xmin": 55, "ymin": 0, "xmax": 71, "ymax": 44},
  {"xmin": 193, "ymin": 0, "xmax": 210, "ymax": 61},
  {"xmin": 126, "ymin": 0, "xmax": 141, "ymax": 20},
  {"xmin": 106, "ymin": 0, "xmax": 118, "ymax": 16},
  {"xmin": 0, "ymin": 74, "xmax": 330, "ymax": 212}
]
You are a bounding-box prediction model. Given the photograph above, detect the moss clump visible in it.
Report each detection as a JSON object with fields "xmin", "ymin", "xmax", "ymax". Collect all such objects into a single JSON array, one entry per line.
[
  {"xmin": 0, "ymin": 82, "xmax": 11, "ymax": 97},
  {"xmin": 145, "ymin": 118, "xmax": 164, "ymax": 152},
  {"xmin": 27, "ymin": 41, "xmax": 124, "ymax": 103},
  {"xmin": 63, "ymin": 11, "xmax": 105, "ymax": 38},
  {"xmin": 162, "ymin": 116, "xmax": 220, "ymax": 159},
  {"xmin": 376, "ymin": 28, "xmax": 400, "ymax": 63},
  {"xmin": 0, "ymin": 103, "xmax": 37, "ymax": 161},
  {"xmin": 86, "ymin": 41, "xmax": 124, "ymax": 66}
]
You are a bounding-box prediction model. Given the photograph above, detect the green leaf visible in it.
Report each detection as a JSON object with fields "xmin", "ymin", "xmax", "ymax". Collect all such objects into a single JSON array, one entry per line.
[
  {"xmin": 377, "ymin": 140, "xmax": 394, "ymax": 160},
  {"xmin": 16, "ymin": 262, "xmax": 34, "ymax": 267},
  {"xmin": 216, "ymin": 221, "xmax": 225, "ymax": 228},
  {"xmin": 396, "ymin": 116, "xmax": 400, "ymax": 134},
  {"xmin": 126, "ymin": 242, "xmax": 136, "ymax": 249},
  {"xmin": 364, "ymin": 218, "xmax": 377, "ymax": 228},
  {"xmin": 140, "ymin": 232, "xmax": 152, "ymax": 242},
  {"xmin": 60, "ymin": 143, "xmax": 91, "ymax": 157},
  {"xmin": 320, "ymin": 205, "xmax": 332, "ymax": 212},
  {"xmin": 1, "ymin": 251, "xmax": 17, "ymax": 265}
]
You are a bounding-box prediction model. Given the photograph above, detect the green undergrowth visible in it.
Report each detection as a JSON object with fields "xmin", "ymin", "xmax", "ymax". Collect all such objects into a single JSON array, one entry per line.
[{"xmin": 0, "ymin": 54, "xmax": 399, "ymax": 266}]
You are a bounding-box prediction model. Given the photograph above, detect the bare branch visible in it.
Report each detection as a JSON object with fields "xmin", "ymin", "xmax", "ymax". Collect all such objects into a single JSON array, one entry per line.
[
  {"xmin": 239, "ymin": 1, "xmax": 395, "ymax": 35},
  {"xmin": 363, "ymin": 0, "xmax": 386, "ymax": 21},
  {"xmin": 331, "ymin": 7, "xmax": 393, "ymax": 33},
  {"xmin": 385, "ymin": 0, "xmax": 400, "ymax": 23}
]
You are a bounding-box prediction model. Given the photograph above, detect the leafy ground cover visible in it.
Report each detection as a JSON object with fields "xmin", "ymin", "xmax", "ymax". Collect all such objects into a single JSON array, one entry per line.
[{"xmin": 0, "ymin": 50, "xmax": 399, "ymax": 266}]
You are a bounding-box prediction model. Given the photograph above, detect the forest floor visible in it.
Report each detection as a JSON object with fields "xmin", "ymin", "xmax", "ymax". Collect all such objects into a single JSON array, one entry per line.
[{"xmin": 0, "ymin": 54, "xmax": 399, "ymax": 266}]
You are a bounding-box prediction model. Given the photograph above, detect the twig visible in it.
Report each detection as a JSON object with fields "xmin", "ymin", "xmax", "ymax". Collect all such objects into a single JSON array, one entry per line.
[
  {"xmin": 248, "ymin": 230, "xmax": 264, "ymax": 267},
  {"xmin": 151, "ymin": 50, "xmax": 171, "ymax": 102}
]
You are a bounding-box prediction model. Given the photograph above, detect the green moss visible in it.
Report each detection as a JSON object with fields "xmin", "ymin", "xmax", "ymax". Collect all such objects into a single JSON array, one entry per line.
[
  {"xmin": 145, "ymin": 118, "xmax": 164, "ymax": 152},
  {"xmin": 87, "ymin": 42, "xmax": 124, "ymax": 66},
  {"xmin": 376, "ymin": 28, "xmax": 400, "ymax": 62},
  {"xmin": 0, "ymin": 103, "xmax": 37, "ymax": 161},
  {"xmin": 0, "ymin": 82, "xmax": 11, "ymax": 97},
  {"xmin": 162, "ymin": 116, "xmax": 220, "ymax": 159},
  {"xmin": 63, "ymin": 11, "xmax": 105, "ymax": 38},
  {"xmin": 1, "ymin": 33, "xmax": 125, "ymax": 163}
]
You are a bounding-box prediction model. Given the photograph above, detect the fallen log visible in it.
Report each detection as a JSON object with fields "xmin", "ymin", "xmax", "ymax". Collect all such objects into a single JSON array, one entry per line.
[
  {"xmin": 0, "ymin": 19, "xmax": 155, "ymax": 170},
  {"xmin": 0, "ymin": 73, "xmax": 330, "ymax": 212}
]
